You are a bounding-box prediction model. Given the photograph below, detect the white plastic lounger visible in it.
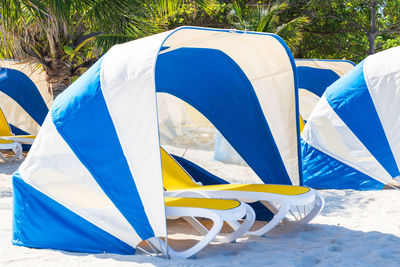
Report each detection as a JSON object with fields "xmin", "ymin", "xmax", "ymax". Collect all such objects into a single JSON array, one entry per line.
[
  {"xmin": 161, "ymin": 148, "xmax": 324, "ymax": 237},
  {"xmin": 0, "ymin": 107, "xmax": 35, "ymax": 161},
  {"xmin": 0, "ymin": 140, "xmax": 23, "ymax": 161},
  {"xmin": 139, "ymin": 197, "xmax": 255, "ymax": 259},
  {"xmin": 0, "ymin": 135, "xmax": 35, "ymax": 144}
]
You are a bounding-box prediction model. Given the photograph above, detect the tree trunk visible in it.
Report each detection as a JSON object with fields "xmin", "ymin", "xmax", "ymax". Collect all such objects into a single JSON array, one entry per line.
[
  {"xmin": 368, "ymin": 33, "xmax": 376, "ymax": 55},
  {"xmin": 46, "ymin": 58, "xmax": 72, "ymax": 100},
  {"xmin": 368, "ymin": 0, "xmax": 378, "ymax": 55}
]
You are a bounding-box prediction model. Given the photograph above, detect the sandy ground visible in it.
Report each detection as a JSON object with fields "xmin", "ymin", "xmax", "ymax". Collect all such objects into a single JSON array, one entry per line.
[{"xmin": 1, "ymin": 151, "xmax": 400, "ymax": 266}]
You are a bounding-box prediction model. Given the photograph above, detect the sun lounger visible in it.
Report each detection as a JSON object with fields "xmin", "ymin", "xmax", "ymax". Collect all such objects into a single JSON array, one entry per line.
[
  {"xmin": 139, "ymin": 197, "xmax": 254, "ymax": 259},
  {"xmin": 0, "ymin": 107, "xmax": 35, "ymax": 161},
  {"xmin": 161, "ymin": 148, "xmax": 324, "ymax": 237}
]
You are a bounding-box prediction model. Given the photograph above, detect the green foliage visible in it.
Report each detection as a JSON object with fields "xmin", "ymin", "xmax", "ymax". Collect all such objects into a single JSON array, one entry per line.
[
  {"xmin": 0, "ymin": 0, "xmax": 156, "ymax": 80},
  {"xmin": 297, "ymin": 0, "xmax": 400, "ymax": 62},
  {"xmin": 145, "ymin": 0, "xmax": 230, "ymax": 30},
  {"xmin": 227, "ymin": 1, "xmax": 309, "ymax": 52},
  {"xmin": 1, "ymin": 0, "xmax": 399, "ymax": 84}
]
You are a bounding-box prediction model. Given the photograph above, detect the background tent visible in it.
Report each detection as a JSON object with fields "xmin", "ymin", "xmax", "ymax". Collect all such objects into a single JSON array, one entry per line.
[
  {"xmin": 295, "ymin": 59, "xmax": 355, "ymax": 122},
  {"xmin": 0, "ymin": 61, "xmax": 51, "ymax": 136},
  {"xmin": 301, "ymin": 46, "xmax": 400, "ymax": 190},
  {"xmin": 13, "ymin": 27, "xmax": 302, "ymax": 254},
  {"xmin": 212, "ymin": 59, "xmax": 355, "ymax": 165}
]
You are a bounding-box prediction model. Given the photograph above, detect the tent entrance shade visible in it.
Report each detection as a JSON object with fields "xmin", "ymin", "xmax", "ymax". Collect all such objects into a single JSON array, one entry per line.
[{"xmin": 13, "ymin": 26, "xmax": 301, "ymax": 256}]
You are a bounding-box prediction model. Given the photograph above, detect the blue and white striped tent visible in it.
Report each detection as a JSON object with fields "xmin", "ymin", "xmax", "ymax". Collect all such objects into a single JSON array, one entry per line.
[
  {"xmin": 0, "ymin": 66, "xmax": 49, "ymax": 135},
  {"xmin": 302, "ymin": 46, "xmax": 400, "ymax": 190},
  {"xmin": 12, "ymin": 27, "xmax": 302, "ymax": 254},
  {"xmin": 295, "ymin": 59, "xmax": 355, "ymax": 122}
]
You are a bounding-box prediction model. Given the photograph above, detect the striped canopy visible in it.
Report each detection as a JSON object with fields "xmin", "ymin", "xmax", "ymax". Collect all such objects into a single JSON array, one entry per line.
[
  {"xmin": 13, "ymin": 27, "xmax": 302, "ymax": 254},
  {"xmin": 302, "ymin": 46, "xmax": 400, "ymax": 190}
]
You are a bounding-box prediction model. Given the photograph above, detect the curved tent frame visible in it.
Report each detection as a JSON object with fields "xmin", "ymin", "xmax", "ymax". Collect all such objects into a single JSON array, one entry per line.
[{"xmin": 13, "ymin": 27, "xmax": 302, "ymax": 255}]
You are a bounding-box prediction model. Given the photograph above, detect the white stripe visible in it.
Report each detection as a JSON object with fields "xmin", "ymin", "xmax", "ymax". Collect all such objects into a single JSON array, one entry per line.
[
  {"xmin": 100, "ymin": 31, "xmax": 169, "ymax": 238},
  {"xmin": 363, "ymin": 46, "xmax": 400, "ymax": 174},
  {"xmin": 18, "ymin": 115, "xmax": 142, "ymax": 248},
  {"xmin": 302, "ymin": 96, "xmax": 392, "ymax": 185},
  {"xmin": 298, "ymin": 89, "xmax": 320, "ymax": 121},
  {"xmin": 295, "ymin": 59, "xmax": 354, "ymax": 76}
]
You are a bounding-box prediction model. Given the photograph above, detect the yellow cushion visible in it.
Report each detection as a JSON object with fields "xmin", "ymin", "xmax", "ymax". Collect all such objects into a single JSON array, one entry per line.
[
  {"xmin": 11, "ymin": 135, "xmax": 36, "ymax": 139},
  {"xmin": 0, "ymin": 139, "xmax": 15, "ymax": 144},
  {"xmin": 299, "ymin": 115, "xmax": 305, "ymax": 132},
  {"xmin": 165, "ymin": 197, "xmax": 240, "ymax": 210},
  {"xmin": 161, "ymin": 148, "xmax": 200, "ymax": 190},
  {"xmin": 187, "ymin": 184, "xmax": 310, "ymax": 195},
  {"xmin": 0, "ymin": 108, "xmax": 12, "ymax": 136},
  {"xmin": 161, "ymin": 147, "xmax": 310, "ymax": 195}
]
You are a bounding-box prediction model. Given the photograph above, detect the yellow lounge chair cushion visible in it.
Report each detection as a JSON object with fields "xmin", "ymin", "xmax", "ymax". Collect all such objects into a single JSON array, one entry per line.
[
  {"xmin": 165, "ymin": 197, "xmax": 240, "ymax": 210},
  {"xmin": 183, "ymin": 184, "xmax": 310, "ymax": 195},
  {"xmin": 0, "ymin": 139, "xmax": 15, "ymax": 144},
  {"xmin": 161, "ymin": 148, "xmax": 310, "ymax": 195}
]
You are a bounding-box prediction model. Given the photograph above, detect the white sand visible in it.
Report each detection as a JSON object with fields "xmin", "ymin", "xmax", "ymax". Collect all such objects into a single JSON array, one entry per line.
[{"xmin": 1, "ymin": 153, "xmax": 400, "ymax": 266}]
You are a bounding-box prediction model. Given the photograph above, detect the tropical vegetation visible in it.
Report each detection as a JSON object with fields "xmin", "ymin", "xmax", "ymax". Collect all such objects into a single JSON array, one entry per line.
[{"xmin": 0, "ymin": 0, "xmax": 399, "ymax": 97}]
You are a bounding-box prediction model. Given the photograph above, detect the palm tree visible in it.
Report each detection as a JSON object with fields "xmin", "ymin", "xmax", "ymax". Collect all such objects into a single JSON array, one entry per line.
[
  {"xmin": 0, "ymin": 0, "xmax": 156, "ymax": 98},
  {"xmin": 228, "ymin": 1, "xmax": 309, "ymax": 52},
  {"xmin": 145, "ymin": 0, "xmax": 221, "ymax": 30}
]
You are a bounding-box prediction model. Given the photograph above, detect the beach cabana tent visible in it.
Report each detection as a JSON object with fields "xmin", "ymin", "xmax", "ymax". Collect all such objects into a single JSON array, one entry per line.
[
  {"xmin": 0, "ymin": 62, "xmax": 50, "ymax": 136},
  {"xmin": 212, "ymin": 59, "xmax": 355, "ymax": 165},
  {"xmin": 302, "ymin": 46, "xmax": 400, "ymax": 190},
  {"xmin": 13, "ymin": 27, "xmax": 303, "ymax": 256},
  {"xmin": 295, "ymin": 59, "xmax": 355, "ymax": 122}
]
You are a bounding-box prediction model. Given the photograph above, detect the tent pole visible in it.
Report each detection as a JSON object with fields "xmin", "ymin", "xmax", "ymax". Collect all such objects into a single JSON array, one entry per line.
[{"xmin": 165, "ymin": 235, "xmax": 170, "ymax": 259}]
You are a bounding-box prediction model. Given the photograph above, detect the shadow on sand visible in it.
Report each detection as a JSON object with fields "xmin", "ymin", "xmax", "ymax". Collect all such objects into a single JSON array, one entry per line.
[{"xmin": 54, "ymin": 219, "xmax": 400, "ymax": 267}]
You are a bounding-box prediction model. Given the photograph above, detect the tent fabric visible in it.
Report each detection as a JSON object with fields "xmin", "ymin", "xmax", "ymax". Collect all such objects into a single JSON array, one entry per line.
[
  {"xmin": 158, "ymin": 28, "xmax": 302, "ymax": 185},
  {"xmin": 212, "ymin": 59, "xmax": 353, "ymax": 170},
  {"xmin": 0, "ymin": 62, "xmax": 50, "ymax": 135},
  {"xmin": 156, "ymin": 46, "xmax": 292, "ymax": 185},
  {"xmin": 301, "ymin": 46, "xmax": 400, "ymax": 190},
  {"xmin": 13, "ymin": 26, "xmax": 302, "ymax": 254},
  {"xmin": 295, "ymin": 59, "xmax": 355, "ymax": 121}
]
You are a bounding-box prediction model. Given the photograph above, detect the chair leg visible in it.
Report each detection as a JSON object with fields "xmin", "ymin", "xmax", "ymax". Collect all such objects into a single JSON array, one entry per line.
[
  {"xmin": 247, "ymin": 202, "xmax": 290, "ymax": 236},
  {"xmin": 182, "ymin": 216, "xmax": 209, "ymax": 235},
  {"xmin": 298, "ymin": 190, "xmax": 325, "ymax": 224},
  {"xmin": 0, "ymin": 151, "xmax": 7, "ymax": 162},
  {"xmin": 12, "ymin": 143, "xmax": 24, "ymax": 160},
  {"xmin": 219, "ymin": 203, "xmax": 255, "ymax": 243},
  {"xmin": 157, "ymin": 207, "xmax": 224, "ymax": 259}
]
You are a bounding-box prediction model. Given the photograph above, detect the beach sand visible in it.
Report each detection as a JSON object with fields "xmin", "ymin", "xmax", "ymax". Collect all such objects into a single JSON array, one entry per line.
[{"xmin": 1, "ymin": 150, "xmax": 400, "ymax": 266}]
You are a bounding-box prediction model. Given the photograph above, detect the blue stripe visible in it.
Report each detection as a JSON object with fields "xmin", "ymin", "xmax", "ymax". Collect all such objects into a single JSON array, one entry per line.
[
  {"xmin": 12, "ymin": 172, "xmax": 135, "ymax": 254},
  {"xmin": 51, "ymin": 58, "xmax": 155, "ymax": 240},
  {"xmin": 156, "ymin": 47, "xmax": 291, "ymax": 185},
  {"xmin": 297, "ymin": 66, "xmax": 340, "ymax": 97},
  {"xmin": 301, "ymin": 140, "xmax": 384, "ymax": 190},
  {"xmin": 325, "ymin": 61, "xmax": 399, "ymax": 178},
  {"xmin": 0, "ymin": 68, "xmax": 48, "ymax": 126}
]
